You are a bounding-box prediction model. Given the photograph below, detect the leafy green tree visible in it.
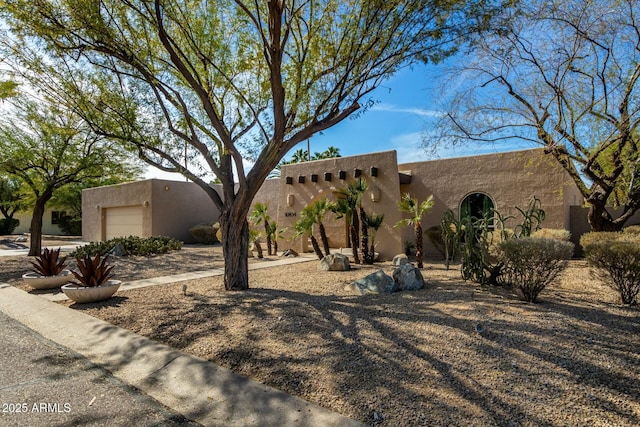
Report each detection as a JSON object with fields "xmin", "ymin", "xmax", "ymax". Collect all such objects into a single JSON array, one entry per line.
[
  {"xmin": 433, "ymin": 0, "xmax": 640, "ymax": 231},
  {"xmin": 0, "ymin": 176, "xmax": 25, "ymax": 221},
  {"xmin": 395, "ymin": 193, "xmax": 435, "ymax": 268},
  {"xmin": 0, "ymin": 96, "xmax": 141, "ymax": 255},
  {"xmin": 2, "ymin": 0, "xmax": 502, "ymax": 289},
  {"xmin": 250, "ymin": 202, "xmax": 273, "ymax": 256}
]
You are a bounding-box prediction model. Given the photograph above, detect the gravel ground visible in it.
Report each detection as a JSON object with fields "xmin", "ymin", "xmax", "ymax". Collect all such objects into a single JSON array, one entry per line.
[{"xmin": 3, "ymin": 243, "xmax": 640, "ymax": 426}]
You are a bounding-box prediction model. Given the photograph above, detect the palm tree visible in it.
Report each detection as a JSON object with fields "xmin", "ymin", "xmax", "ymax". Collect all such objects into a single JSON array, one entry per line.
[
  {"xmin": 394, "ymin": 193, "xmax": 435, "ymax": 268},
  {"xmin": 365, "ymin": 213, "xmax": 385, "ymax": 258},
  {"xmin": 248, "ymin": 228, "xmax": 264, "ymax": 259},
  {"xmin": 350, "ymin": 178, "xmax": 373, "ymax": 264},
  {"xmin": 295, "ymin": 207, "xmax": 324, "ymax": 259},
  {"xmin": 308, "ymin": 198, "xmax": 334, "ymax": 256},
  {"xmin": 333, "ymin": 179, "xmax": 369, "ymax": 264},
  {"xmin": 250, "ymin": 202, "xmax": 272, "ymax": 255}
]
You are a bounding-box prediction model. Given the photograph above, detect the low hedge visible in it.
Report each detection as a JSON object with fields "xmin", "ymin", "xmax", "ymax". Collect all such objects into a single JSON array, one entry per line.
[
  {"xmin": 496, "ymin": 237, "xmax": 574, "ymax": 302},
  {"xmin": 71, "ymin": 235, "xmax": 183, "ymax": 258},
  {"xmin": 0, "ymin": 218, "xmax": 19, "ymax": 234},
  {"xmin": 582, "ymin": 232, "xmax": 640, "ymax": 305},
  {"xmin": 530, "ymin": 228, "xmax": 571, "ymax": 241},
  {"xmin": 189, "ymin": 223, "xmax": 220, "ymax": 245}
]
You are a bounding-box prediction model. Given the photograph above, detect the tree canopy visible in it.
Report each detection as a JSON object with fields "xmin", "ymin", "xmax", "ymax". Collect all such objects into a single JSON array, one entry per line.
[
  {"xmin": 431, "ymin": 0, "xmax": 640, "ymax": 231},
  {"xmin": 0, "ymin": 94, "xmax": 141, "ymax": 254},
  {"xmin": 1, "ymin": 0, "xmax": 504, "ymax": 288}
]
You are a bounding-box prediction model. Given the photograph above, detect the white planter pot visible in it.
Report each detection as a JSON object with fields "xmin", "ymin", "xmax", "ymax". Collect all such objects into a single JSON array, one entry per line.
[
  {"xmin": 61, "ymin": 280, "xmax": 121, "ymax": 303},
  {"xmin": 22, "ymin": 269, "xmax": 73, "ymax": 290}
]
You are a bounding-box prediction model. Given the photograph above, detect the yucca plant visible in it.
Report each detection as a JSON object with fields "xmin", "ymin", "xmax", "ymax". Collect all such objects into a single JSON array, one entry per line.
[
  {"xmin": 30, "ymin": 247, "xmax": 67, "ymax": 277},
  {"xmin": 72, "ymin": 254, "xmax": 114, "ymax": 287}
]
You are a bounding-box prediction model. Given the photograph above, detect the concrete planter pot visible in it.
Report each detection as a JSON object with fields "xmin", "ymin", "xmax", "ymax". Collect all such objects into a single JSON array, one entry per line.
[
  {"xmin": 22, "ymin": 269, "xmax": 73, "ymax": 290},
  {"xmin": 61, "ymin": 280, "xmax": 121, "ymax": 304}
]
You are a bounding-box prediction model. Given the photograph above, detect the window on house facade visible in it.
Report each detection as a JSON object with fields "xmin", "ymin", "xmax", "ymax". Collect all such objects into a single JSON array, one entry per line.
[{"xmin": 52, "ymin": 211, "xmax": 66, "ymax": 225}]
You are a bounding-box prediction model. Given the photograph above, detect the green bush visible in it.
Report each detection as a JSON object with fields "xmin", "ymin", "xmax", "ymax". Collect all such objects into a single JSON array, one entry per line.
[
  {"xmin": 71, "ymin": 235, "xmax": 183, "ymax": 258},
  {"xmin": 496, "ymin": 237, "xmax": 574, "ymax": 302},
  {"xmin": 531, "ymin": 228, "xmax": 571, "ymax": 241},
  {"xmin": 58, "ymin": 215, "xmax": 82, "ymax": 236},
  {"xmin": 0, "ymin": 218, "xmax": 19, "ymax": 234},
  {"xmin": 582, "ymin": 233, "xmax": 640, "ymax": 305},
  {"xmin": 189, "ymin": 223, "xmax": 219, "ymax": 244}
]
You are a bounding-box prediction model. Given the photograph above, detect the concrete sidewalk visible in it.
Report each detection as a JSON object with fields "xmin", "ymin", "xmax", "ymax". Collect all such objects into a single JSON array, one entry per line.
[{"xmin": 0, "ymin": 267, "xmax": 365, "ymax": 427}]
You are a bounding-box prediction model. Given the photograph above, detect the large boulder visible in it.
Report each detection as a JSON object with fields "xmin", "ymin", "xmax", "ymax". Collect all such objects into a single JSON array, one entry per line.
[
  {"xmin": 282, "ymin": 249, "xmax": 298, "ymax": 258},
  {"xmin": 318, "ymin": 253, "xmax": 350, "ymax": 271},
  {"xmin": 392, "ymin": 254, "xmax": 409, "ymax": 266},
  {"xmin": 351, "ymin": 270, "xmax": 398, "ymax": 295},
  {"xmin": 393, "ymin": 263, "xmax": 425, "ymax": 291}
]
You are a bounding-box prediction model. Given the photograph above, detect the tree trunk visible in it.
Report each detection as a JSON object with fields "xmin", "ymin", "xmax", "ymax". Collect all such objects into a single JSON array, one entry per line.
[
  {"xmin": 415, "ymin": 222, "xmax": 424, "ymax": 268},
  {"xmin": 220, "ymin": 210, "xmax": 249, "ymax": 290},
  {"xmin": 319, "ymin": 222, "xmax": 330, "ymax": 256},
  {"xmin": 310, "ymin": 235, "xmax": 324, "ymax": 259},
  {"xmin": 360, "ymin": 207, "xmax": 373, "ymax": 264},
  {"xmin": 349, "ymin": 224, "xmax": 360, "ymax": 264},
  {"xmin": 264, "ymin": 219, "xmax": 272, "ymax": 256},
  {"xmin": 587, "ymin": 200, "xmax": 624, "ymax": 231},
  {"xmin": 28, "ymin": 193, "xmax": 52, "ymax": 256}
]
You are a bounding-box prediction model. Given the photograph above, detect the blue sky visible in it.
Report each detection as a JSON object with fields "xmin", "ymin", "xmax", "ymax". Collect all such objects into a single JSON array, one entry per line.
[{"xmin": 145, "ymin": 62, "xmax": 534, "ymax": 180}]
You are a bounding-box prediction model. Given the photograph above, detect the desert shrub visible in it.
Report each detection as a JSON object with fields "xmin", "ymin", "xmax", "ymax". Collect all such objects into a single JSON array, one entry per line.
[
  {"xmin": 531, "ymin": 228, "xmax": 571, "ymax": 241},
  {"xmin": 71, "ymin": 236, "xmax": 183, "ymax": 258},
  {"xmin": 425, "ymin": 225, "xmax": 446, "ymax": 259},
  {"xmin": 496, "ymin": 237, "xmax": 574, "ymax": 302},
  {"xmin": 623, "ymin": 225, "xmax": 640, "ymax": 235},
  {"xmin": 582, "ymin": 234, "xmax": 640, "ymax": 305},
  {"xmin": 58, "ymin": 214, "xmax": 82, "ymax": 236},
  {"xmin": 0, "ymin": 218, "xmax": 19, "ymax": 234},
  {"xmin": 579, "ymin": 231, "xmax": 629, "ymax": 247},
  {"xmin": 189, "ymin": 223, "xmax": 219, "ymax": 244}
]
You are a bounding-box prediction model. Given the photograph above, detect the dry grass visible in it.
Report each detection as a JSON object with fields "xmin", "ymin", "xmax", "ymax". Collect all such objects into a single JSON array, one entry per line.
[{"xmin": 3, "ymin": 243, "xmax": 640, "ymax": 426}]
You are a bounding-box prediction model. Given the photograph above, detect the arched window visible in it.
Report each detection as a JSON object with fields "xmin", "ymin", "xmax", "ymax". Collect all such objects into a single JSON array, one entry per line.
[{"xmin": 460, "ymin": 193, "xmax": 495, "ymax": 227}]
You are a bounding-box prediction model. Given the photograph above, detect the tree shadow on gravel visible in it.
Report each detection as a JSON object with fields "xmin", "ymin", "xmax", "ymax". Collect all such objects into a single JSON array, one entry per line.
[{"xmin": 85, "ymin": 276, "xmax": 640, "ymax": 427}]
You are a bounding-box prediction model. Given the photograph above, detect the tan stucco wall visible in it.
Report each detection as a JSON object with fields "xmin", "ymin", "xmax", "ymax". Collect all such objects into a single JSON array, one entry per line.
[
  {"xmin": 14, "ymin": 209, "xmax": 65, "ymax": 236},
  {"xmin": 278, "ymin": 151, "xmax": 404, "ymax": 261},
  {"xmin": 82, "ymin": 179, "xmax": 219, "ymax": 243},
  {"xmin": 399, "ymin": 148, "xmax": 581, "ymax": 257},
  {"xmin": 150, "ymin": 180, "xmax": 220, "ymax": 242}
]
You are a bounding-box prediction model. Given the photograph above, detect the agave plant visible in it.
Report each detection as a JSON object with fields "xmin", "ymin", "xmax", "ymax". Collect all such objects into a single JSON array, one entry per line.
[
  {"xmin": 72, "ymin": 254, "xmax": 114, "ymax": 287},
  {"xmin": 30, "ymin": 247, "xmax": 67, "ymax": 277}
]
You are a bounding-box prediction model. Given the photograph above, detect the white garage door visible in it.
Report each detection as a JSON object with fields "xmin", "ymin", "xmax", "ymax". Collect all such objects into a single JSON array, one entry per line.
[{"xmin": 105, "ymin": 206, "xmax": 143, "ymax": 240}]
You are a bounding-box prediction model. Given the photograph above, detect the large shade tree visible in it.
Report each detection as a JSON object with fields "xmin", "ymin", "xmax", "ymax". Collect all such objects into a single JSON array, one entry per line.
[
  {"xmin": 0, "ymin": 95, "xmax": 141, "ymax": 255},
  {"xmin": 1, "ymin": 0, "xmax": 504, "ymax": 289},
  {"xmin": 431, "ymin": 0, "xmax": 640, "ymax": 231}
]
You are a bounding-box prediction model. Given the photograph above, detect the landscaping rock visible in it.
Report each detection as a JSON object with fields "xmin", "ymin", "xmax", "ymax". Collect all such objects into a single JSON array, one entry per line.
[
  {"xmin": 318, "ymin": 253, "xmax": 350, "ymax": 271},
  {"xmin": 282, "ymin": 249, "xmax": 298, "ymax": 258},
  {"xmin": 351, "ymin": 269, "xmax": 398, "ymax": 295},
  {"xmin": 110, "ymin": 242, "xmax": 127, "ymax": 257},
  {"xmin": 392, "ymin": 254, "xmax": 409, "ymax": 266},
  {"xmin": 393, "ymin": 263, "xmax": 425, "ymax": 291}
]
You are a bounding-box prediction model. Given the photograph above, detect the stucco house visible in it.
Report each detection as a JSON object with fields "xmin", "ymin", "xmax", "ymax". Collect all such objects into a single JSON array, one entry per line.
[
  {"xmin": 82, "ymin": 148, "xmax": 638, "ymax": 258},
  {"xmin": 13, "ymin": 208, "xmax": 71, "ymax": 236}
]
